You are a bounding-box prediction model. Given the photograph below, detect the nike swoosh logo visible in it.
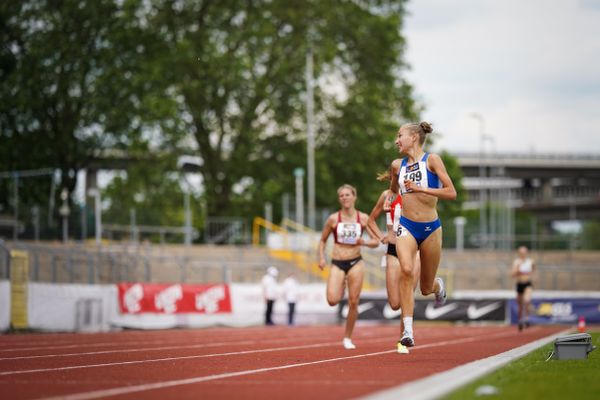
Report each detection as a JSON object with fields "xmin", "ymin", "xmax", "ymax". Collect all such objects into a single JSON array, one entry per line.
[
  {"xmin": 424, "ymin": 303, "xmax": 459, "ymax": 319},
  {"xmin": 383, "ymin": 303, "xmax": 402, "ymax": 319},
  {"xmin": 341, "ymin": 302, "xmax": 375, "ymax": 318},
  {"xmin": 467, "ymin": 302, "xmax": 502, "ymax": 319}
]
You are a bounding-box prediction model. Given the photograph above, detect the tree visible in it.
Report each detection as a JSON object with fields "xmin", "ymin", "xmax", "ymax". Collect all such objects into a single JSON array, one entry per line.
[
  {"xmin": 0, "ymin": 0, "xmax": 154, "ymax": 233},
  {"xmin": 146, "ymin": 0, "xmax": 421, "ymax": 220}
]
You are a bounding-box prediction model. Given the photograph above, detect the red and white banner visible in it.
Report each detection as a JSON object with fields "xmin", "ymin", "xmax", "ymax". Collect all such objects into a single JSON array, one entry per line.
[{"xmin": 118, "ymin": 283, "xmax": 232, "ymax": 314}]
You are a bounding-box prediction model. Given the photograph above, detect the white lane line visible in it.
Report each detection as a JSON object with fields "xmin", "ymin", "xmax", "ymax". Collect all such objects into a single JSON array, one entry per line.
[
  {"xmin": 0, "ymin": 325, "xmax": 348, "ymax": 349},
  {"xmin": 0, "ymin": 333, "xmax": 347, "ymax": 361},
  {"xmin": 0, "ymin": 329, "xmax": 454, "ymax": 362},
  {"xmin": 361, "ymin": 327, "xmax": 572, "ymax": 400},
  {"xmin": 0, "ymin": 335, "xmax": 396, "ymax": 376},
  {"xmin": 36, "ymin": 330, "xmax": 520, "ymax": 400},
  {"xmin": 0, "ymin": 328, "xmax": 342, "ymax": 353}
]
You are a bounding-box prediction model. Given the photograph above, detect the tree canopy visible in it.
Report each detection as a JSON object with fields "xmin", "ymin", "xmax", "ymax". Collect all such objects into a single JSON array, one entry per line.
[{"xmin": 0, "ymin": 0, "xmax": 465, "ymax": 241}]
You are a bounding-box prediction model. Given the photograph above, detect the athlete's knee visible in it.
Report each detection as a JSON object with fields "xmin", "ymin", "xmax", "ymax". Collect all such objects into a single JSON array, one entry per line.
[
  {"xmin": 400, "ymin": 261, "xmax": 413, "ymax": 277},
  {"xmin": 327, "ymin": 293, "xmax": 340, "ymax": 306},
  {"xmin": 389, "ymin": 299, "xmax": 401, "ymax": 310},
  {"xmin": 347, "ymin": 296, "xmax": 360, "ymax": 308}
]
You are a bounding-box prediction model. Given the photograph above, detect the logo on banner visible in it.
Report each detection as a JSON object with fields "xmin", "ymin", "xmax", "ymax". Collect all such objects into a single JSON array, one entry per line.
[
  {"xmin": 537, "ymin": 302, "xmax": 573, "ymax": 318},
  {"xmin": 383, "ymin": 303, "xmax": 402, "ymax": 319},
  {"xmin": 424, "ymin": 303, "xmax": 459, "ymax": 319},
  {"xmin": 341, "ymin": 302, "xmax": 375, "ymax": 318},
  {"xmin": 123, "ymin": 283, "xmax": 144, "ymax": 313},
  {"xmin": 154, "ymin": 284, "xmax": 183, "ymax": 313},
  {"xmin": 467, "ymin": 302, "xmax": 503, "ymax": 319},
  {"xmin": 195, "ymin": 285, "xmax": 226, "ymax": 314}
]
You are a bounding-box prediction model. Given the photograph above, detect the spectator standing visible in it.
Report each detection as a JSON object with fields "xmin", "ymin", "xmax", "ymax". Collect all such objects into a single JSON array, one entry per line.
[
  {"xmin": 283, "ymin": 272, "xmax": 299, "ymax": 325},
  {"xmin": 262, "ymin": 266, "xmax": 279, "ymax": 325}
]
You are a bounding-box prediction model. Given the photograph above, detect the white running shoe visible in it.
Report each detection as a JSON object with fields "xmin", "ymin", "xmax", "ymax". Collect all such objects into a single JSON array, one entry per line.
[
  {"xmin": 396, "ymin": 341, "xmax": 409, "ymax": 354},
  {"xmin": 343, "ymin": 338, "xmax": 356, "ymax": 350},
  {"xmin": 434, "ymin": 277, "xmax": 447, "ymax": 307}
]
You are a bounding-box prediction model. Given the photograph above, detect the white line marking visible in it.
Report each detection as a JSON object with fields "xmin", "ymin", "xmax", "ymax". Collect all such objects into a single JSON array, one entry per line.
[
  {"xmin": 0, "ymin": 333, "xmax": 357, "ymax": 361},
  {"xmin": 0, "ymin": 328, "xmax": 341, "ymax": 353},
  {"xmin": 361, "ymin": 328, "xmax": 573, "ymax": 400},
  {"xmin": 0, "ymin": 335, "xmax": 395, "ymax": 376},
  {"xmin": 36, "ymin": 330, "xmax": 519, "ymax": 400}
]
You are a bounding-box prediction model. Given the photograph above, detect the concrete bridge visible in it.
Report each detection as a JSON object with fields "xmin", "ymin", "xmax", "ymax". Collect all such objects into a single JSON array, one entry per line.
[{"xmin": 455, "ymin": 152, "xmax": 600, "ymax": 222}]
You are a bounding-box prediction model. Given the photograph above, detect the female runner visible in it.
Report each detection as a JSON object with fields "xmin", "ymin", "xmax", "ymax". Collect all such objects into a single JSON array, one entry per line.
[
  {"xmin": 318, "ymin": 184, "xmax": 379, "ymax": 349},
  {"xmin": 366, "ymin": 173, "xmax": 421, "ymax": 353},
  {"xmin": 388, "ymin": 121, "xmax": 457, "ymax": 347}
]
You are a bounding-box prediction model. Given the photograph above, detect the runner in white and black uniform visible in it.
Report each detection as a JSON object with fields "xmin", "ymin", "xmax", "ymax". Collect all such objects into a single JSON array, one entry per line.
[
  {"xmin": 318, "ymin": 184, "xmax": 379, "ymax": 350},
  {"xmin": 511, "ymin": 245, "xmax": 536, "ymax": 331}
]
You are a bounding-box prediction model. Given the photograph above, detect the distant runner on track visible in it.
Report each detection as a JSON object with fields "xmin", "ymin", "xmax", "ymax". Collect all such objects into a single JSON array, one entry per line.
[{"xmin": 511, "ymin": 245, "xmax": 536, "ymax": 331}]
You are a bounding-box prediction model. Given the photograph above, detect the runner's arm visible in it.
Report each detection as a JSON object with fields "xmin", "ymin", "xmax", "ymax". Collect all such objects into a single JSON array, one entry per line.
[
  {"xmin": 366, "ymin": 191, "xmax": 387, "ymax": 243},
  {"xmin": 403, "ymin": 153, "xmax": 457, "ymax": 200}
]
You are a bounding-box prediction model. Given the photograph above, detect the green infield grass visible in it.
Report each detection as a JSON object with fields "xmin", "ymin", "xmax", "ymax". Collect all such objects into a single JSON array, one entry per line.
[{"xmin": 443, "ymin": 330, "xmax": 600, "ymax": 400}]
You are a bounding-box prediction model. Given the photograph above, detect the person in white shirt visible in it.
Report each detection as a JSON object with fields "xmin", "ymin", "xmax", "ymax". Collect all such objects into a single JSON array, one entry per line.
[
  {"xmin": 262, "ymin": 266, "xmax": 279, "ymax": 325},
  {"xmin": 511, "ymin": 246, "xmax": 536, "ymax": 331},
  {"xmin": 283, "ymin": 272, "xmax": 299, "ymax": 325}
]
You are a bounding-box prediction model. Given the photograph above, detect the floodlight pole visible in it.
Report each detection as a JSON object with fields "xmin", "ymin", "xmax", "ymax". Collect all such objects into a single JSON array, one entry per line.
[
  {"xmin": 470, "ymin": 113, "xmax": 487, "ymax": 248},
  {"xmin": 306, "ymin": 47, "xmax": 316, "ymax": 230},
  {"xmin": 88, "ymin": 188, "xmax": 102, "ymax": 245},
  {"xmin": 294, "ymin": 168, "xmax": 305, "ymax": 226}
]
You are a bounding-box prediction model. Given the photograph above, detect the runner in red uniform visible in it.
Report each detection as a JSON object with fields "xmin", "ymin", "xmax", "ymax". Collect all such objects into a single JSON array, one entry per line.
[{"xmin": 318, "ymin": 184, "xmax": 379, "ymax": 349}]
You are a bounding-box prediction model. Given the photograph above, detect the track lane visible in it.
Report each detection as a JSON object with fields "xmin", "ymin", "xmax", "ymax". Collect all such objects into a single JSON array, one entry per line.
[{"xmin": 0, "ymin": 325, "xmax": 565, "ymax": 400}]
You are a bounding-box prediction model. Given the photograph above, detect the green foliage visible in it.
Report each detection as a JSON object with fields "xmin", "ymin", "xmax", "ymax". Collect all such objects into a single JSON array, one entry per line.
[
  {"xmin": 1, "ymin": 1, "xmax": 436, "ymax": 239},
  {"xmin": 580, "ymin": 220, "xmax": 600, "ymax": 250},
  {"xmin": 143, "ymin": 0, "xmax": 421, "ymax": 219},
  {"xmin": 0, "ymin": 0, "xmax": 155, "ymax": 228},
  {"xmin": 444, "ymin": 332, "xmax": 600, "ymax": 400}
]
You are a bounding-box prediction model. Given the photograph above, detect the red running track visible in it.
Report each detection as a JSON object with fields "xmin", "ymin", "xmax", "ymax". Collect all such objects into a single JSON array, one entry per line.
[{"xmin": 0, "ymin": 324, "xmax": 566, "ymax": 399}]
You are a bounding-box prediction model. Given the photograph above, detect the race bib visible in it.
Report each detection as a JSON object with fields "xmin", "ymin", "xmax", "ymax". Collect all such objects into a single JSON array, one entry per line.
[
  {"xmin": 336, "ymin": 222, "xmax": 361, "ymax": 245},
  {"xmin": 397, "ymin": 224, "xmax": 407, "ymax": 238},
  {"xmin": 400, "ymin": 161, "xmax": 429, "ymax": 194}
]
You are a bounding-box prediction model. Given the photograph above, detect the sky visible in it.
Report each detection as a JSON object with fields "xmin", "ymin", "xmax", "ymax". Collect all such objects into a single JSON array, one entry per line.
[{"xmin": 402, "ymin": 0, "xmax": 600, "ymax": 155}]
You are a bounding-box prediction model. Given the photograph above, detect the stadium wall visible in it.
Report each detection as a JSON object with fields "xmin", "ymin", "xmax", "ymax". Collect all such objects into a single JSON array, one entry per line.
[{"xmin": 0, "ymin": 281, "xmax": 9, "ymax": 331}]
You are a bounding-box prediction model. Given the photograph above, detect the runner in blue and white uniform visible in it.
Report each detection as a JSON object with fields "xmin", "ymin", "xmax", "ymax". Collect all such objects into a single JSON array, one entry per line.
[
  {"xmin": 387, "ymin": 121, "xmax": 457, "ymax": 348},
  {"xmin": 366, "ymin": 172, "xmax": 421, "ymax": 354}
]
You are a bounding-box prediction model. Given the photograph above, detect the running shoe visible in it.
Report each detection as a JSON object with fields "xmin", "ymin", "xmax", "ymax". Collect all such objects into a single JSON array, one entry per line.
[
  {"xmin": 396, "ymin": 341, "xmax": 409, "ymax": 354},
  {"xmin": 400, "ymin": 333, "xmax": 415, "ymax": 347},
  {"xmin": 434, "ymin": 277, "xmax": 447, "ymax": 307},
  {"xmin": 343, "ymin": 337, "xmax": 356, "ymax": 350}
]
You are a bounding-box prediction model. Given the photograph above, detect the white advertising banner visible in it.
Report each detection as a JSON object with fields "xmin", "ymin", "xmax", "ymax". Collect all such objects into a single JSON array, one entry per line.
[
  {"xmin": 25, "ymin": 282, "xmax": 336, "ymax": 332},
  {"xmin": 28, "ymin": 282, "xmax": 114, "ymax": 332},
  {"xmin": 0, "ymin": 281, "xmax": 9, "ymax": 332}
]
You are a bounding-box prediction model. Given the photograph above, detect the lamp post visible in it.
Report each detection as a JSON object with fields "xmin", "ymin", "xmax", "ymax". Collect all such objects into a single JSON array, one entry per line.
[
  {"xmin": 454, "ymin": 216, "xmax": 466, "ymax": 252},
  {"xmin": 87, "ymin": 188, "xmax": 101, "ymax": 245},
  {"xmin": 59, "ymin": 188, "xmax": 70, "ymax": 243},
  {"xmin": 177, "ymin": 156, "xmax": 203, "ymax": 247},
  {"xmin": 306, "ymin": 47, "xmax": 316, "ymax": 230},
  {"xmin": 469, "ymin": 113, "xmax": 493, "ymax": 248},
  {"xmin": 294, "ymin": 167, "xmax": 305, "ymax": 226}
]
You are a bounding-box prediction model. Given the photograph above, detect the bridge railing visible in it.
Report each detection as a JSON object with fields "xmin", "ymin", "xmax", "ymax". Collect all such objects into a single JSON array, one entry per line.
[{"xmin": 466, "ymin": 186, "xmax": 600, "ymax": 205}]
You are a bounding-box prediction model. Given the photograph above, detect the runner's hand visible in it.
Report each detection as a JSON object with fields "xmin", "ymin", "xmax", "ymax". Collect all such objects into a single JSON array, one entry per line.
[
  {"xmin": 318, "ymin": 258, "xmax": 326, "ymax": 270},
  {"xmin": 404, "ymin": 179, "xmax": 423, "ymax": 192}
]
